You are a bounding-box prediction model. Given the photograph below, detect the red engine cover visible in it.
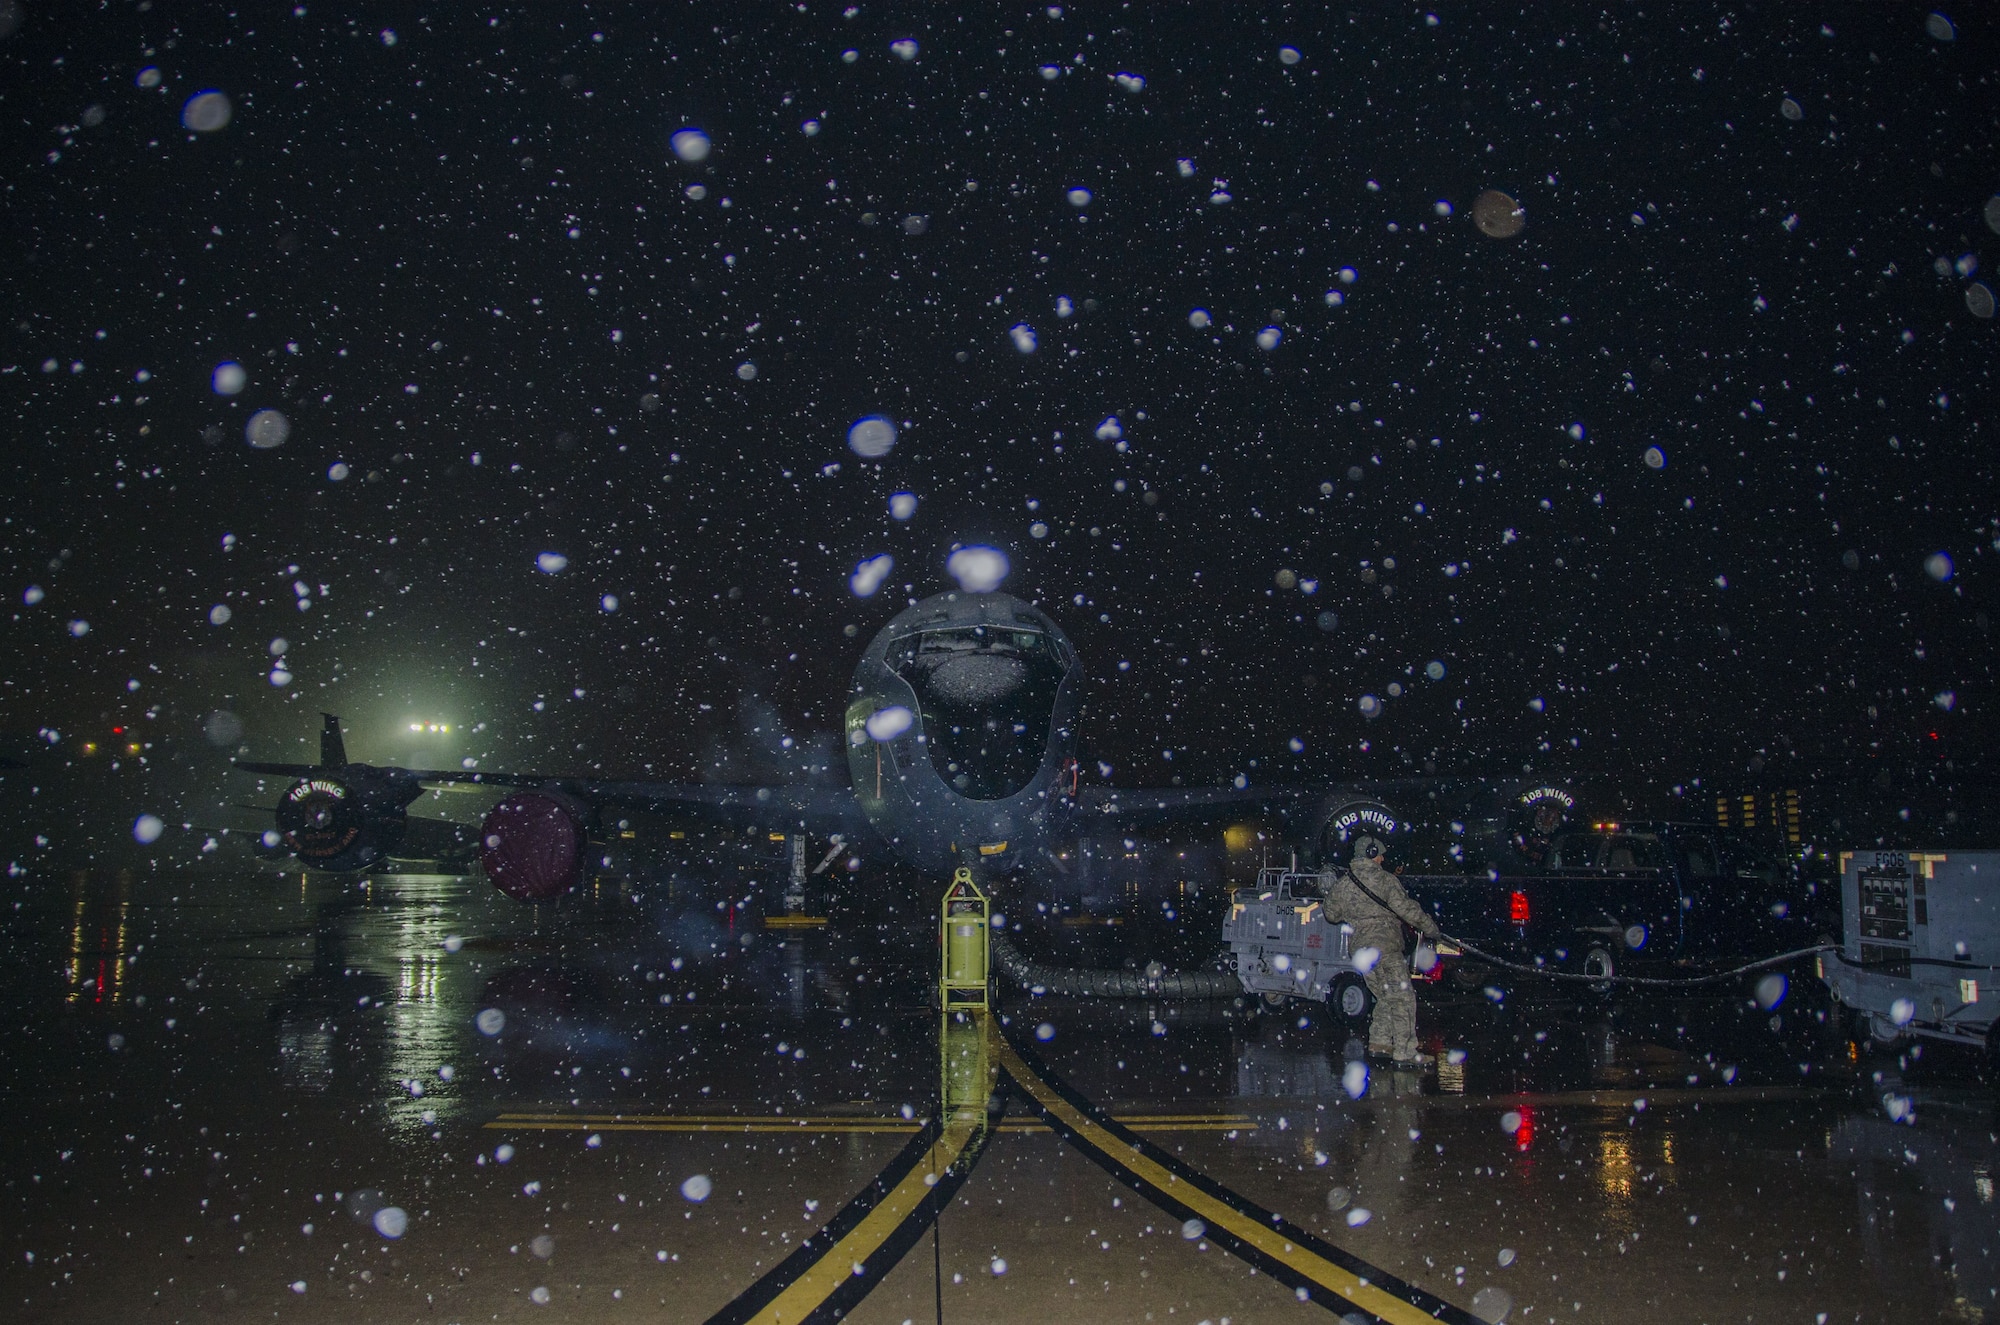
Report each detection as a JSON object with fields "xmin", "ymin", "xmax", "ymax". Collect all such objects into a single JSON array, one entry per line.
[{"xmin": 480, "ymin": 792, "xmax": 586, "ymax": 902}]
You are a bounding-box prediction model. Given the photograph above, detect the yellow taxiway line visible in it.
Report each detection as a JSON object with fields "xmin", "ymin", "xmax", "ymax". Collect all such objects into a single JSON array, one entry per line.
[
  {"xmin": 698, "ymin": 1012, "xmax": 1005, "ymax": 1325},
  {"xmin": 993, "ymin": 1030, "xmax": 1477, "ymax": 1325},
  {"xmin": 735, "ymin": 1110, "xmax": 981, "ymax": 1325},
  {"xmin": 485, "ymin": 1113, "xmax": 1253, "ymax": 1135},
  {"xmin": 584, "ymin": 1010, "xmax": 1470, "ymax": 1325}
]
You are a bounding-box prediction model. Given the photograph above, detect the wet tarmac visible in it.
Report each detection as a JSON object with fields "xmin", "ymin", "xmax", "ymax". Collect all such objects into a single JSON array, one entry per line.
[{"xmin": 3, "ymin": 869, "xmax": 1995, "ymax": 1323}]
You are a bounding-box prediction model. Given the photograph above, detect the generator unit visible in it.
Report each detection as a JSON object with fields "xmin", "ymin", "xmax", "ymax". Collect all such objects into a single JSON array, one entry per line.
[
  {"xmin": 1823, "ymin": 848, "xmax": 1999, "ymax": 1057},
  {"xmin": 1223, "ymin": 866, "xmax": 1376, "ymax": 1026}
]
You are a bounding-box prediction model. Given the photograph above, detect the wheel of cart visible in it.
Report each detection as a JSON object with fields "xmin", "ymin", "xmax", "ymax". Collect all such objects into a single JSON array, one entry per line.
[
  {"xmin": 1329, "ymin": 972, "xmax": 1375, "ymax": 1040},
  {"xmin": 1843, "ymin": 1005, "xmax": 1907, "ymax": 1054}
]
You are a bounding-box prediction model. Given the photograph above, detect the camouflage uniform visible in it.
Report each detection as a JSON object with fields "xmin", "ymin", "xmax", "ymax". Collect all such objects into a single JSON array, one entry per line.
[{"xmin": 1322, "ymin": 837, "xmax": 1441, "ymax": 1063}]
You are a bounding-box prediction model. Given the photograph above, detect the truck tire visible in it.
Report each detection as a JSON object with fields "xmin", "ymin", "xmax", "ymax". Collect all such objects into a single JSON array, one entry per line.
[
  {"xmin": 1330, "ymin": 974, "xmax": 1375, "ymax": 1039},
  {"xmin": 1576, "ymin": 945, "xmax": 1617, "ymax": 998}
]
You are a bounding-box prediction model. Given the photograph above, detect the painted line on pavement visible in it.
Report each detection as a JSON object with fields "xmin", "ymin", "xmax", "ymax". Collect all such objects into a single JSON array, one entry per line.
[
  {"xmin": 486, "ymin": 1113, "xmax": 1251, "ymax": 1136},
  {"xmin": 994, "ymin": 1028, "xmax": 1479, "ymax": 1325},
  {"xmin": 698, "ymin": 1027, "xmax": 1005, "ymax": 1325}
]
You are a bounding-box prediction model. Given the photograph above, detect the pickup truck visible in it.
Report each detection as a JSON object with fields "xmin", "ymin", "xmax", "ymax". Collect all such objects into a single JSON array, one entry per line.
[{"xmin": 1403, "ymin": 820, "xmax": 1826, "ymax": 989}]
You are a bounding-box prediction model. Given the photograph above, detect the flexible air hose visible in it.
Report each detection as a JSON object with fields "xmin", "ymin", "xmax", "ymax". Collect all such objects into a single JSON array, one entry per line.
[
  {"xmin": 1335, "ymin": 864, "xmax": 1842, "ymax": 988},
  {"xmin": 989, "ymin": 930, "xmax": 1241, "ymax": 1000},
  {"xmin": 1437, "ymin": 933, "xmax": 1835, "ymax": 987}
]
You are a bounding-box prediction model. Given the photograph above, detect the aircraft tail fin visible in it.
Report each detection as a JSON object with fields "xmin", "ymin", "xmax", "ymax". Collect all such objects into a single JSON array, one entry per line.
[{"xmin": 319, "ymin": 713, "xmax": 347, "ymax": 768}]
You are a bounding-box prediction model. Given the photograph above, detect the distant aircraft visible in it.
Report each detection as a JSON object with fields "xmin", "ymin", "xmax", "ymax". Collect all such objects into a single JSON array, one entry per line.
[
  {"xmin": 235, "ymin": 711, "xmax": 479, "ymax": 871},
  {"xmin": 234, "ymin": 590, "xmax": 1579, "ymax": 900}
]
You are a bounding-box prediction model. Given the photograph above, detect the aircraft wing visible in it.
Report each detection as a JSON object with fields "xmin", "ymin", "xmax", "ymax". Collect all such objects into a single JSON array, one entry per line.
[
  {"xmin": 235, "ymin": 760, "xmax": 554, "ymax": 787},
  {"xmin": 231, "ymin": 760, "xmax": 868, "ymax": 837},
  {"xmin": 550, "ymin": 779, "xmax": 869, "ymax": 837},
  {"xmin": 1074, "ymin": 784, "xmax": 1314, "ymax": 831},
  {"xmin": 1073, "ymin": 777, "xmax": 1487, "ymax": 832}
]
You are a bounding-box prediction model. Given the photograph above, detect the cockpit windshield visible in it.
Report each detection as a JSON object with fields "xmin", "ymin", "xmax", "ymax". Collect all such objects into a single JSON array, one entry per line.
[{"xmin": 889, "ymin": 625, "xmax": 1068, "ymax": 800}]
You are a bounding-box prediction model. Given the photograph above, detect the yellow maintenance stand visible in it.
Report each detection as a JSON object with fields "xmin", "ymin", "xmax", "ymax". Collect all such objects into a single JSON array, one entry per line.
[{"xmin": 939, "ymin": 866, "xmax": 991, "ymax": 1011}]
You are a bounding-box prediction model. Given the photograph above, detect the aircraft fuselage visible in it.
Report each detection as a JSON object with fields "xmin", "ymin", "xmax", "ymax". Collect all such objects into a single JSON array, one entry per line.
[{"xmin": 845, "ymin": 591, "xmax": 1081, "ymax": 876}]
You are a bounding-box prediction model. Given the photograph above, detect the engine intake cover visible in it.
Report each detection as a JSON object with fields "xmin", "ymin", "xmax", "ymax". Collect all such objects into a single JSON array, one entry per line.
[
  {"xmin": 480, "ymin": 792, "xmax": 587, "ymax": 902},
  {"xmin": 1509, "ymin": 784, "xmax": 1581, "ymax": 866},
  {"xmin": 1314, "ymin": 796, "xmax": 1403, "ymax": 866},
  {"xmin": 276, "ymin": 777, "xmax": 398, "ymax": 870}
]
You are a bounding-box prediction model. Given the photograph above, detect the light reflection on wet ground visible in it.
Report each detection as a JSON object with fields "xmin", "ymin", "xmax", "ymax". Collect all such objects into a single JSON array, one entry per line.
[{"xmin": 1, "ymin": 869, "xmax": 1993, "ymax": 1322}]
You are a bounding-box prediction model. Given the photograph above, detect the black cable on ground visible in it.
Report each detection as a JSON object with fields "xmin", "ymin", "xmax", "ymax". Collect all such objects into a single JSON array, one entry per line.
[
  {"xmin": 989, "ymin": 930, "xmax": 1240, "ymax": 999},
  {"xmin": 931, "ymin": 1115, "xmax": 943, "ymax": 1325}
]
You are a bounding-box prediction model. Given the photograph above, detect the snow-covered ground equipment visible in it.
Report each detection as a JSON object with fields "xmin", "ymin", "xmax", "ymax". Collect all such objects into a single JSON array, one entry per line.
[
  {"xmin": 1223, "ymin": 865, "xmax": 1381, "ymax": 1032},
  {"xmin": 1822, "ymin": 848, "xmax": 1999, "ymax": 1061}
]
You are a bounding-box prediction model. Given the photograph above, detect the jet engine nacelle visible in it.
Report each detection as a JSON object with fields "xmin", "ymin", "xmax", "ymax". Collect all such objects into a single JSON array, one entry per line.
[
  {"xmin": 1310, "ymin": 796, "xmax": 1404, "ymax": 867},
  {"xmin": 480, "ymin": 791, "xmax": 589, "ymax": 902},
  {"xmin": 276, "ymin": 775, "xmax": 408, "ymax": 872},
  {"xmin": 1506, "ymin": 784, "xmax": 1583, "ymax": 867}
]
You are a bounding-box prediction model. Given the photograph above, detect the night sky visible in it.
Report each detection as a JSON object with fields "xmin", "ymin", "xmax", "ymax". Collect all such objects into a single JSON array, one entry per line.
[{"xmin": 3, "ymin": 3, "xmax": 1996, "ymax": 845}]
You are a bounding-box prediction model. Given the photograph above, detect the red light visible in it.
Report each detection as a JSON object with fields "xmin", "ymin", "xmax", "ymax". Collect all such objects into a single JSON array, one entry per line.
[
  {"xmin": 111, "ymin": 726, "xmax": 125, "ymax": 734},
  {"xmin": 1514, "ymin": 1105, "xmax": 1535, "ymax": 1152},
  {"xmin": 1509, "ymin": 890, "xmax": 1531, "ymax": 925}
]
